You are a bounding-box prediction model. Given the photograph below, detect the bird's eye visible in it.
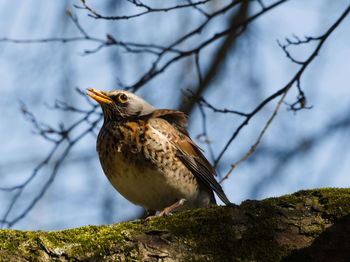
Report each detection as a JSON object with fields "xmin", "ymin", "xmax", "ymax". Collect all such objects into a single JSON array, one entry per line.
[{"xmin": 117, "ymin": 93, "xmax": 128, "ymax": 103}]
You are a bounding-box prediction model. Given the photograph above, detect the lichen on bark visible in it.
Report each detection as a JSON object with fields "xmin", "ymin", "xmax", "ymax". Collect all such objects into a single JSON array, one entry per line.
[{"xmin": 0, "ymin": 188, "xmax": 349, "ymax": 261}]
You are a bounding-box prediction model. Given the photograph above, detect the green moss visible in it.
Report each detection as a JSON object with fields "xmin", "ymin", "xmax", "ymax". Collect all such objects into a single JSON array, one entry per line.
[
  {"xmin": 0, "ymin": 221, "xmax": 145, "ymax": 260},
  {"xmin": 147, "ymin": 202, "xmax": 290, "ymax": 261},
  {"xmin": 312, "ymin": 188, "xmax": 350, "ymax": 218},
  {"xmin": 235, "ymin": 200, "xmax": 294, "ymax": 262},
  {"xmin": 147, "ymin": 206, "xmax": 234, "ymax": 260},
  {"xmin": 149, "ymin": 206, "xmax": 232, "ymax": 242},
  {"xmin": 52, "ymin": 222, "xmax": 144, "ymax": 259},
  {"xmin": 264, "ymin": 188, "xmax": 350, "ymax": 218}
]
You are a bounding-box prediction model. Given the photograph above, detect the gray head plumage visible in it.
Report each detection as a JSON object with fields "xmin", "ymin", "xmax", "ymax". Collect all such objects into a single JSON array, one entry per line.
[{"xmin": 87, "ymin": 88, "xmax": 155, "ymax": 120}]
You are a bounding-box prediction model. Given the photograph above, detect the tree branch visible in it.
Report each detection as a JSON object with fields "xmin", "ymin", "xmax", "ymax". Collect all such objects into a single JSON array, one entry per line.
[{"xmin": 0, "ymin": 188, "xmax": 349, "ymax": 261}]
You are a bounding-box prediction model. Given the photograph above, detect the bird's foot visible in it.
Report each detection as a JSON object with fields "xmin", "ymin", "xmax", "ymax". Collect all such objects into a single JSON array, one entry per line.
[
  {"xmin": 146, "ymin": 199, "xmax": 187, "ymax": 220},
  {"xmin": 146, "ymin": 209, "xmax": 156, "ymax": 217}
]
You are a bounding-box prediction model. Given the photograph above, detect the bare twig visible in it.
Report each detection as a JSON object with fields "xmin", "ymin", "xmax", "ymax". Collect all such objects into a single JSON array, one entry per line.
[
  {"xmin": 128, "ymin": 0, "xmax": 289, "ymax": 91},
  {"xmin": 220, "ymin": 91, "xmax": 288, "ymax": 183},
  {"xmin": 0, "ymin": 90, "xmax": 102, "ymax": 228},
  {"xmin": 214, "ymin": 4, "xmax": 350, "ymax": 169},
  {"xmin": 79, "ymin": 0, "xmax": 212, "ymax": 20}
]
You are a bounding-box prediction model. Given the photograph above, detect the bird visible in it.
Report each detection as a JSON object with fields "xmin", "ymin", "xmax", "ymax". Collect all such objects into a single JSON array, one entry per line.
[{"xmin": 87, "ymin": 88, "xmax": 231, "ymax": 218}]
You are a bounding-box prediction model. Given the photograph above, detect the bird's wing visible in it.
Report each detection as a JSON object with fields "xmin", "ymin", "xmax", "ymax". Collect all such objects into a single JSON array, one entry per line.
[
  {"xmin": 174, "ymin": 134, "xmax": 231, "ymax": 205},
  {"xmin": 151, "ymin": 109, "xmax": 189, "ymax": 136},
  {"xmin": 147, "ymin": 111, "xmax": 231, "ymax": 205}
]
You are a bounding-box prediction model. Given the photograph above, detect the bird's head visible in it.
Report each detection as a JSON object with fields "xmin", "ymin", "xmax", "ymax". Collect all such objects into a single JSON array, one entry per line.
[{"xmin": 87, "ymin": 88, "xmax": 155, "ymax": 121}]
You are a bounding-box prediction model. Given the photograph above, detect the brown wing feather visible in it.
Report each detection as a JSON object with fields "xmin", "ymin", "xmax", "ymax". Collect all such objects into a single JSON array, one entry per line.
[
  {"xmin": 151, "ymin": 109, "xmax": 189, "ymax": 136},
  {"xmin": 174, "ymin": 135, "xmax": 231, "ymax": 205},
  {"xmin": 150, "ymin": 110, "xmax": 231, "ymax": 205}
]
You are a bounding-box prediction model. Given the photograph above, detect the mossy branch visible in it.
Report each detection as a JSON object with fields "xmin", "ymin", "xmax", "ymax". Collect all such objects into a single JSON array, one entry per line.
[{"xmin": 1, "ymin": 188, "xmax": 349, "ymax": 261}]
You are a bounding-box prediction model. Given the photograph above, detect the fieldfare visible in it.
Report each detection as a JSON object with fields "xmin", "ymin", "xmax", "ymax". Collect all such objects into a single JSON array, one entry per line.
[{"xmin": 87, "ymin": 88, "xmax": 230, "ymax": 217}]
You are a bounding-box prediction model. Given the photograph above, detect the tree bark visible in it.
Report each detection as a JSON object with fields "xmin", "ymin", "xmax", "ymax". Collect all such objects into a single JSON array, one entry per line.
[{"xmin": 0, "ymin": 188, "xmax": 349, "ymax": 261}]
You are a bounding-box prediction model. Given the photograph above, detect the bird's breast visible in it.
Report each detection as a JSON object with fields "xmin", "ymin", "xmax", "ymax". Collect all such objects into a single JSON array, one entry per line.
[{"xmin": 95, "ymin": 123, "xmax": 207, "ymax": 211}]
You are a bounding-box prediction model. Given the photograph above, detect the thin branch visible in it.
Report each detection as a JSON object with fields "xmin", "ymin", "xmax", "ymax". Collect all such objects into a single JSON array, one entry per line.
[
  {"xmin": 129, "ymin": 0, "xmax": 289, "ymax": 91},
  {"xmin": 250, "ymin": 108, "xmax": 350, "ymax": 198},
  {"xmin": 0, "ymin": 90, "xmax": 102, "ymax": 228},
  {"xmin": 197, "ymin": 104, "xmax": 216, "ymax": 163},
  {"xmin": 193, "ymin": 94, "xmax": 250, "ymax": 117},
  {"xmin": 79, "ymin": 0, "xmax": 212, "ymax": 20},
  {"xmin": 5, "ymin": 118, "xmax": 100, "ymax": 228},
  {"xmin": 220, "ymin": 90, "xmax": 288, "ymax": 183},
  {"xmin": 214, "ymin": 4, "xmax": 350, "ymax": 168},
  {"xmin": 66, "ymin": 9, "xmax": 90, "ymax": 38},
  {"xmin": 186, "ymin": 0, "xmax": 210, "ymax": 17}
]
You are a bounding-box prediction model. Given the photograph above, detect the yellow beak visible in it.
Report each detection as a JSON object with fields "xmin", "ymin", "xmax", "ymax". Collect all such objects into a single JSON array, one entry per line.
[{"xmin": 86, "ymin": 88, "xmax": 113, "ymax": 104}]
